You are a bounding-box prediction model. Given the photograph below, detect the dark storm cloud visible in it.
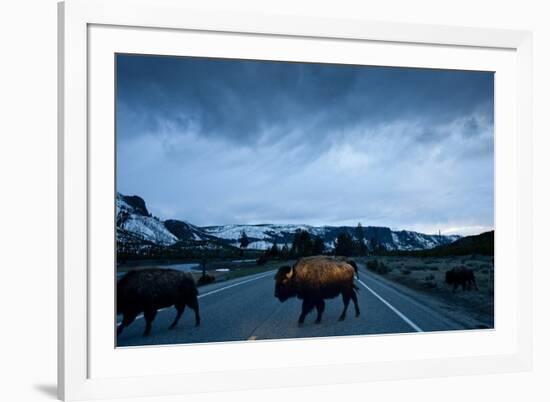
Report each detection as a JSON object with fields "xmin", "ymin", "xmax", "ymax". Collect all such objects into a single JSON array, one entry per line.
[
  {"xmin": 116, "ymin": 55, "xmax": 492, "ymax": 146},
  {"xmin": 116, "ymin": 54, "xmax": 494, "ymax": 235}
]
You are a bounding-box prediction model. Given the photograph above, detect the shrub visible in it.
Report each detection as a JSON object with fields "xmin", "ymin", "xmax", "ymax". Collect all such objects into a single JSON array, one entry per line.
[
  {"xmin": 428, "ymin": 266, "xmax": 439, "ymax": 271},
  {"xmin": 197, "ymin": 273, "xmax": 215, "ymax": 286},
  {"xmin": 401, "ymin": 269, "xmax": 411, "ymax": 275},
  {"xmin": 366, "ymin": 259, "xmax": 389, "ymax": 275},
  {"xmin": 424, "ymin": 281, "xmax": 437, "ymax": 289},
  {"xmin": 425, "ymin": 274, "xmax": 435, "ymax": 281},
  {"xmin": 256, "ymin": 254, "xmax": 269, "ymax": 265},
  {"xmin": 377, "ymin": 262, "xmax": 389, "ymax": 274},
  {"xmin": 366, "ymin": 259, "xmax": 379, "ymax": 271}
]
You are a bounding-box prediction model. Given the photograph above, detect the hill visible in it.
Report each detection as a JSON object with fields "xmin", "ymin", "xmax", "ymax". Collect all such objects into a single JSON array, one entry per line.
[{"xmin": 390, "ymin": 231, "xmax": 494, "ymax": 257}]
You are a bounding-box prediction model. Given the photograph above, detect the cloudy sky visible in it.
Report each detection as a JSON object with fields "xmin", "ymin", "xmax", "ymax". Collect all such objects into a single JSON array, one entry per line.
[{"xmin": 116, "ymin": 54, "xmax": 494, "ymax": 236}]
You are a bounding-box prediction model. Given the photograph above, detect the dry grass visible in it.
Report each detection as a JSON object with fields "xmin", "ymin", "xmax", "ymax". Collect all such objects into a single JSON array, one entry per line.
[{"xmin": 357, "ymin": 254, "xmax": 494, "ymax": 327}]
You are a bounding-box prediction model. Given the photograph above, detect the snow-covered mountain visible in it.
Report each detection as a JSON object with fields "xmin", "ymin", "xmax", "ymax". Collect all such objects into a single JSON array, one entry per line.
[
  {"xmin": 202, "ymin": 223, "xmax": 459, "ymax": 251},
  {"xmin": 201, "ymin": 224, "xmax": 328, "ymax": 250},
  {"xmin": 116, "ymin": 193, "xmax": 460, "ymax": 252},
  {"xmin": 164, "ymin": 219, "xmax": 218, "ymax": 242},
  {"xmin": 116, "ymin": 193, "xmax": 178, "ymax": 246}
]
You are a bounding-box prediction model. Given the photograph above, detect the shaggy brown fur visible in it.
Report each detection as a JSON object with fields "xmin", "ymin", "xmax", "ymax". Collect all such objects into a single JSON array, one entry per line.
[
  {"xmin": 117, "ymin": 268, "xmax": 200, "ymax": 337},
  {"xmin": 274, "ymin": 256, "xmax": 360, "ymax": 325}
]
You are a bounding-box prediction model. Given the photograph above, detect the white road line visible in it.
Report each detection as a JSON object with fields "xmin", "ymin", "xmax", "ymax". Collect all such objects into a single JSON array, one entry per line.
[
  {"xmin": 357, "ymin": 278, "xmax": 423, "ymax": 332},
  {"xmin": 117, "ymin": 270, "xmax": 274, "ymax": 325},
  {"xmin": 198, "ymin": 271, "xmax": 273, "ymax": 299}
]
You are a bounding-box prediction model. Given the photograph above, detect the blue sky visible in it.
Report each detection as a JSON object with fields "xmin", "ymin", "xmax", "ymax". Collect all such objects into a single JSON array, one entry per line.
[{"xmin": 116, "ymin": 54, "xmax": 494, "ymax": 235}]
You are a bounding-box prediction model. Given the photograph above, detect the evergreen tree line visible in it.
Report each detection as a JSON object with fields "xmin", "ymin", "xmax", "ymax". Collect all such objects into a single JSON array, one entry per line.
[{"xmin": 256, "ymin": 223, "xmax": 387, "ymax": 263}]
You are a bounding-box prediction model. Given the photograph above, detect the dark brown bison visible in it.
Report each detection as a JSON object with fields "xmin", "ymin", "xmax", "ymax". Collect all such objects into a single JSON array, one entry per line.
[
  {"xmin": 117, "ymin": 268, "xmax": 200, "ymax": 336},
  {"xmin": 274, "ymin": 256, "xmax": 360, "ymax": 325},
  {"xmin": 445, "ymin": 266, "xmax": 478, "ymax": 292}
]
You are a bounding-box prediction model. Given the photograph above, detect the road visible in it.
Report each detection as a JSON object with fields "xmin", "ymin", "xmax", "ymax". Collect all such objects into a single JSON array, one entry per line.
[{"xmin": 116, "ymin": 266, "xmax": 465, "ymax": 347}]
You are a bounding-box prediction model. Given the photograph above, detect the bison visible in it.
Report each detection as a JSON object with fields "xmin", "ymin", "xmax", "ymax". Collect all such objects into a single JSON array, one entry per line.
[
  {"xmin": 274, "ymin": 256, "xmax": 360, "ymax": 325},
  {"xmin": 117, "ymin": 268, "xmax": 200, "ymax": 337},
  {"xmin": 445, "ymin": 266, "xmax": 478, "ymax": 292}
]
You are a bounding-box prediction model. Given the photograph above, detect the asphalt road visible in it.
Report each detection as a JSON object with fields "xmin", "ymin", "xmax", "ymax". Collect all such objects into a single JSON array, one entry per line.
[{"xmin": 116, "ymin": 267, "xmax": 465, "ymax": 347}]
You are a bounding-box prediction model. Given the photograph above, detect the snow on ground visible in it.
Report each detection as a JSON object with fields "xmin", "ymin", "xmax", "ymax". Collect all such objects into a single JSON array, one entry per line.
[
  {"xmin": 116, "ymin": 193, "xmax": 178, "ymax": 245},
  {"xmin": 116, "ymin": 194, "xmax": 133, "ymax": 213},
  {"xmin": 229, "ymin": 240, "xmax": 273, "ymax": 250},
  {"xmin": 247, "ymin": 240, "xmax": 274, "ymax": 250},
  {"xmin": 324, "ymin": 240, "xmax": 336, "ymax": 250},
  {"xmin": 119, "ymin": 215, "xmax": 178, "ymax": 245},
  {"xmin": 391, "ymin": 232, "xmax": 402, "ymax": 248},
  {"xmin": 390, "ymin": 230, "xmax": 460, "ymax": 251},
  {"xmin": 411, "ymin": 231, "xmax": 437, "ymax": 248},
  {"xmin": 203, "ymin": 225, "xmax": 272, "ymax": 240},
  {"xmin": 202, "ymin": 224, "xmax": 328, "ymax": 240}
]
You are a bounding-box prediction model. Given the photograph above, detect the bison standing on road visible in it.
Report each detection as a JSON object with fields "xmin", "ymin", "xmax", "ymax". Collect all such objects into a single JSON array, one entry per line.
[
  {"xmin": 117, "ymin": 268, "xmax": 201, "ymax": 337},
  {"xmin": 274, "ymin": 256, "xmax": 360, "ymax": 325},
  {"xmin": 445, "ymin": 266, "xmax": 478, "ymax": 292}
]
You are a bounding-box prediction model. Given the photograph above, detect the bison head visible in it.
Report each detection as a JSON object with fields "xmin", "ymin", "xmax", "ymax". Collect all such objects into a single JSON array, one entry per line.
[{"xmin": 274, "ymin": 265, "xmax": 297, "ymax": 302}]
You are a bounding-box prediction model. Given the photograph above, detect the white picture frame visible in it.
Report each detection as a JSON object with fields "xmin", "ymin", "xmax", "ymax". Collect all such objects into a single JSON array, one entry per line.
[{"xmin": 58, "ymin": 0, "xmax": 533, "ymax": 400}]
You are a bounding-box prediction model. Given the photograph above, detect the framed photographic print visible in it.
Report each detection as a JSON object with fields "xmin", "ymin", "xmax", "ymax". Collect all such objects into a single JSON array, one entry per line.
[{"xmin": 58, "ymin": 0, "xmax": 533, "ymax": 400}]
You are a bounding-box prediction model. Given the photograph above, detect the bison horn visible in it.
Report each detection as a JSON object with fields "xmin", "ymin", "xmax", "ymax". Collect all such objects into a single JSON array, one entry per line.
[{"xmin": 286, "ymin": 266, "xmax": 294, "ymax": 279}]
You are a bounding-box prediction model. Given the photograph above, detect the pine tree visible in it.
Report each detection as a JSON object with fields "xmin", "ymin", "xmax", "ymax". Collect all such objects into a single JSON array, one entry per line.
[
  {"xmin": 312, "ymin": 236, "xmax": 325, "ymax": 255},
  {"xmin": 269, "ymin": 242, "xmax": 279, "ymax": 257},
  {"xmin": 355, "ymin": 222, "xmax": 368, "ymax": 255},
  {"xmin": 291, "ymin": 229, "xmax": 314, "ymax": 257},
  {"xmin": 355, "ymin": 222, "xmax": 364, "ymax": 242},
  {"xmin": 239, "ymin": 230, "xmax": 249, "ymax": 256},
  {"xmin": 335, "ymin": 232, "xmax": 354, "ymax": 257},
  {"xmin": 280, "ymin": 244, "xmax": 290, "ymax": 260},
  {"xmin": 370, "ymin": 237, "xmax": 379, "ymax": 254}
]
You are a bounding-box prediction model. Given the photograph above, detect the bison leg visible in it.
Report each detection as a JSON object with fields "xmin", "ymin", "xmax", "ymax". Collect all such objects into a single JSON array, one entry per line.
[
  {"xmin": 188, "ymin": 298, "xmax": 201, "ymax": 327},
  {"xmin": 117, "ymin": 312, "xmax": 138, "ymax": 336},
  {"xmin": 193, "ymin": 306, "xmax": 200, "ymax": 327},
  {"xmin": 350, "ymin": 289, "xmax": 360, "ymax": 317},
  {"xmin": 143, "ymin": 308, "xmax": 157, "ymax": 336},
  {"xmin": 298, "ymin": 299, "xmax": 315, "ymax": 325},
  {"xmin": 314, "ymin": 299, "xmax": 325, "ymax": 324},
  {"xmin": 169, "ymin": 304, "xmax": 185, "ymax": 330},
  {"xmin": 339, "ymin": 292, "xmax": 351, "ymax": 321}
]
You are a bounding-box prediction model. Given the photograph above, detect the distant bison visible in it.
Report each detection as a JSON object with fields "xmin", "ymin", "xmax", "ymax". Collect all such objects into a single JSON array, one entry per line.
[
  {"xmin": 117, "ymin": 268, "xmax": 200, "ymax": 336},
  {"xmin": 445, "ymin": 266, "xmax": 478, "ymax": 292},
  {"xmin": 274, "ymin": 256, "xmax": 360, "ymax": 325}
]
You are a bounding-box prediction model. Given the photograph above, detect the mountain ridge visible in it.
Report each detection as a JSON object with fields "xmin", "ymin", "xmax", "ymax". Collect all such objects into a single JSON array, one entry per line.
[{"xmin": 116, "ymin": 192, "xmax": 461, "ymax": 252}]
